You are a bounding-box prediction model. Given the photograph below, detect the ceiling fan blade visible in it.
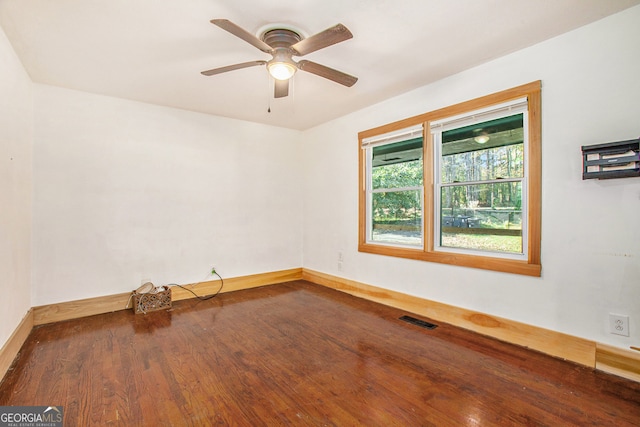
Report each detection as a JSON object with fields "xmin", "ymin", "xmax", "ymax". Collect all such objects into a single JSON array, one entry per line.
[
  {"xmin": 274, "ymin": 79, "xmax": 289, "ymax": 98},
  {"xmin": 290, "ymin": 23, "xmax": 353, "ymax": 56},
  {"xmin": 201, "ymin": 60, "xmax": 266, "ymax": 76},
  {"xmin": 210, "ymin": 19, "xmax": 273, "ymax": 54},
  {"xmin": 297, "ymin": 60, "xmax": 358, "ymax": 87}
]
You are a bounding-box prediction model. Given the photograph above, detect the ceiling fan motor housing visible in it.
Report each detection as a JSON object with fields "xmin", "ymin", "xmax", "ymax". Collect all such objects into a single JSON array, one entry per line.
[{"xmin": 261, "ymin": 28, "xmax": 302, "ymax": 49}]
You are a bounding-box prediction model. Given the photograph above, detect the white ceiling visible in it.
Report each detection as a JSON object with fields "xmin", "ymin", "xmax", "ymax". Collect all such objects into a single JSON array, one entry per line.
[{"xmin": 1, "ymin": 0, "xmax": 638, "ymax": 130}]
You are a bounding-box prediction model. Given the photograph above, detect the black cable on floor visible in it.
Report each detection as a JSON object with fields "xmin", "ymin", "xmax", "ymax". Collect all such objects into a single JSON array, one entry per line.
[{"xmin": 171, "ymin": 271, "xmax": 224, "ymax": 301}]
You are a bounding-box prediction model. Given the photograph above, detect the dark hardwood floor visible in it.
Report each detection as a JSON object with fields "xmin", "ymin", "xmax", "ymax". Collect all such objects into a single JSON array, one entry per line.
[{"xmin": 1, "ymin": 280, "xmax": 639, "ymax": 426}]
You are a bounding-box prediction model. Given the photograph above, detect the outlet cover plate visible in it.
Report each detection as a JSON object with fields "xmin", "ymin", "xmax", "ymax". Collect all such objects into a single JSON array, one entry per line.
[{"xmin": 609, "ymin": 314, "xmax": 630, "ymax": 337}]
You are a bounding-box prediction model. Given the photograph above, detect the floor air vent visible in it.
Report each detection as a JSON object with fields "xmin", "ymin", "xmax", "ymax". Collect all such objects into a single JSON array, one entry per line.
[{"xmin": 399, "ymin": 315, "xmax": 438, "ymax": 330}]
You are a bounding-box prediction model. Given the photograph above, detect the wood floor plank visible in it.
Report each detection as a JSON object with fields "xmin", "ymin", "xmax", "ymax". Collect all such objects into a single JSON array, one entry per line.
[{"xmin": 1, "ymin": 280, "xmax": 639, "ymax": 426}]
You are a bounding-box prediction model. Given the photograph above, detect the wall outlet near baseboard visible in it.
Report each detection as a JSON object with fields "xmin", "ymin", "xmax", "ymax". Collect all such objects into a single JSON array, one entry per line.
[{"xmin": 609, "ymin": 314, "xmax": 630, "ymax": 337}]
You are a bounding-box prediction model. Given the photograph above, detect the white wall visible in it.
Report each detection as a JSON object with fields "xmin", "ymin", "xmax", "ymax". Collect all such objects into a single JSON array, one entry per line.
[
  {"xmin": 302, "ymin": 6, "xmax": 640, "ymax": 349},
  {"xmin": 32, "ymin": 86, "xmax": 303, "ymax": 305},
  {"xmin": 0, "ymin": 25, "xmax": 32, "ymax": 346}
]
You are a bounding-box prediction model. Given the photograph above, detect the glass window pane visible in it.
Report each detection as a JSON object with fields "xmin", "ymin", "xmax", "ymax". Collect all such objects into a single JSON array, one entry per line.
[
  {"xmin": 371, "ymin": 190, "xmax": 422, "ymax": 246},
  {"xmin": 372, "ymin": 138, "xmax": 423, "ymax": 190},
  {"xmin": 440, "ymin": 182, "xmax": 522, "ymax": 254},
  {"xmin": 441, "ymin": 114, "xmax": 524, "ymax": 183}
]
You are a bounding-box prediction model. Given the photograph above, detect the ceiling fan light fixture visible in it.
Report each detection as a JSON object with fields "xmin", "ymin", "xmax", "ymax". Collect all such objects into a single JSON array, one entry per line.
[{"xmin": 268, "ymin": 61, "xmax": 297, "ymax": 80}]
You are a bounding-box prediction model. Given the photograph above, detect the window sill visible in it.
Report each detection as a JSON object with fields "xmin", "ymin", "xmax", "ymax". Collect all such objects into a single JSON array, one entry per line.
[{"xmin": 358, "ymin": 243, "xmax": 541, "ymax": 277}]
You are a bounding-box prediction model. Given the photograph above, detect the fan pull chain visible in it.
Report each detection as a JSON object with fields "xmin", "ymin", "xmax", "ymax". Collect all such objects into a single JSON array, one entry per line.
[{"xmin": 267, "ymin": 72, "xmax": 272, "ymax": 113}]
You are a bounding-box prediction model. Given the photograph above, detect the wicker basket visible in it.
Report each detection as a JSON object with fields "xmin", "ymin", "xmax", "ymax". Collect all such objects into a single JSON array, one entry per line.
[{"xmin": 133, "ymin": 286, "xmax": 172, "ymax": 314}]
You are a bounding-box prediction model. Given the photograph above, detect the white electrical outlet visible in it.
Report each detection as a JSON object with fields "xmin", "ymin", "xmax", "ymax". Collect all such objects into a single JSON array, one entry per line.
[{"xmin": 609, "ymin": 314, "xmax": 630, "ymax": 337}]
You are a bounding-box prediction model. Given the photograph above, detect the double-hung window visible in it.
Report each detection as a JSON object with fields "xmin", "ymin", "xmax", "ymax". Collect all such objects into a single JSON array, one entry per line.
[
  {"xmin": 358, "ymin": 82, "xmax": 541, "ymax": 276},
  {"xmin": 432, "ymin": 99, "xmax": 528, "ymax": 259},
  {"xmin": 362, "ymin": 125, "xmax": 424, "ymax": 248}
]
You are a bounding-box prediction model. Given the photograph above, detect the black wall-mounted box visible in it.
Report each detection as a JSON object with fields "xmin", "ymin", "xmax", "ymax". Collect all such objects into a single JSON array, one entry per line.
[{"xmin": 582, "ymin": 138, "xmax": 640, "ymax": 180}]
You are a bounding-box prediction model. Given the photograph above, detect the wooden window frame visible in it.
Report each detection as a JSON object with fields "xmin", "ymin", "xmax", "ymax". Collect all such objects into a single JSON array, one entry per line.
[{"xmin": 358, "ymin": 81, "xmax": 542, "ymax": 276}]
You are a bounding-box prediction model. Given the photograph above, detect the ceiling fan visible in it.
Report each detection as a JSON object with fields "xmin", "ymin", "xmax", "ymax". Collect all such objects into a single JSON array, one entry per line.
[{"xmin": 201, "ymin": 19, "xmax": 358, "ymax": 98}]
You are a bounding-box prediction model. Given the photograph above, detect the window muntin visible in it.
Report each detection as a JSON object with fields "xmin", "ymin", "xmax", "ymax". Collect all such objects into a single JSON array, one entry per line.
[{"xmin": 433, "ymin": 104, "xmax": 528, "ymax": 259}]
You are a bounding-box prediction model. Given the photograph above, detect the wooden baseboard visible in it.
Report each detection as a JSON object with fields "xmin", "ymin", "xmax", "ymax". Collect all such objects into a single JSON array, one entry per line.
[
  {"xmin": 33, "ymin": 268, "xmax": 303, "ymax": 325},
  {"xmin": 0, "ymin": 309, "xmax": 34, "ymax": 382},
  {"xmin": 596, "ymin": 343, "xmax": 640, "ymax": 382},
  {"xmin": 302, "ymin": 269, "xmax": 596, "ymax": 368},
  {"xmin": 170, "ymin": 268, "xmax": 303, "ymax": 302}
]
